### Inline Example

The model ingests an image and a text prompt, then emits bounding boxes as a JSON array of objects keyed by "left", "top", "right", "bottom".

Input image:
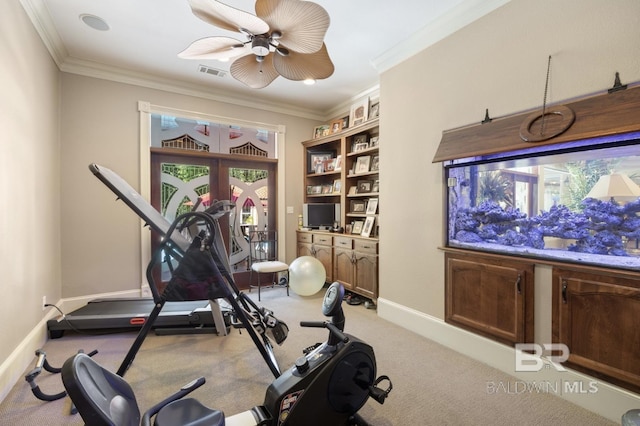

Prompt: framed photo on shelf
[
  {"left": 371, "top": 179, "right": 380, "bottom": 193},
  {"left": 355, "top": 156, "right": 371, "bottom": 174},
  {"left": 334, "top": 155, "right": 342, "bottom": 171},
  {"left": 312, "top": 124, "right": 330, "bottom": 139},
  {"left": 352, "top": 134, "right": 368, "bottom": 151},
  {"left": 322, "top": 184, "right": 333, "bottom": 194},
  {"left": 348, "top": 186, "right": 357, "bottom": 195},
  {"left": 370, "top": 155, "right": 379, "bottom": 172},
  {"left": 352, "top": 220, "right": 364, "bottom": 234},
  {"left": 308, "top": 151, "right": 334, "bottom": 174},
  {"left": 369, "top": 100, "right": 380, "bottom": 120},
  {"left": 341, "top": 116, "right": 349, "bottom": 129},
  {"left": 330, "top": 118, "right": 343, "bottom": 134},
  {"left": 325, "top": 158, "right": 336, "bottom": 172},
  {"left": 354, "top": 142, "right": 368, "bottom": 152},
  {"left": 311, "top": 185, "right": 322, "bottom": 194},
  {"left": 351, "top": 199, "right": 366, "bottom": 213},
  {"left": 357, "top": 180, "right": 372, "bottom": 193},
  {"left": 366, "top": 198, "right": 378, "bottom": 215},
  {"left": 333, "top": 179, "right": 342, "bottom": 193},
  {"left": 369, "top": 136, "right": 379, "bottom": 148},
  {"left": 361, "top": 216, "right": 375, "bottom": 237},
  {"left": 349, "top": 98, "right": 369, "bottom": 127}
]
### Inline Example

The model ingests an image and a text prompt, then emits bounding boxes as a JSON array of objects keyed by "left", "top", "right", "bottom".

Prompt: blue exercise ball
[{"left": 289, "top": 256, "right": 326, "bottom": 296}]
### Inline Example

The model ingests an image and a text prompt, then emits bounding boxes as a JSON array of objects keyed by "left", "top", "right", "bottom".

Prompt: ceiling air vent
[{"left": 198, "top": 65, "right": 227, "bottom": 78}]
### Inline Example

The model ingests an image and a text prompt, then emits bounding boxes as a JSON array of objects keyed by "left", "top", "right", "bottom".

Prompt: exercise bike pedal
[{"left": 369, "top": 375, "right": 393, "bottom": 405}]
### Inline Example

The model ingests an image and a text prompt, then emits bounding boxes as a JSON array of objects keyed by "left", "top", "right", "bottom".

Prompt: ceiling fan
[{"left": 179, "top": 0, "right": 335, "bottom": 89}]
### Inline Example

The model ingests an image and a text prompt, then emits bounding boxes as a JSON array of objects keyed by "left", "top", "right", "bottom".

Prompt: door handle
[
  {"left": 515, "top": 274, "right": 522, "bottom": 294},
  {"left": 562, "top": 279, "right": 568, "bottom": 304}
]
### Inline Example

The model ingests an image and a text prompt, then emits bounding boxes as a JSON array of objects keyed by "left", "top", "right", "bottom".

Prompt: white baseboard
[
  {"left": 377, "top": 297, "right": 640, "bottom": 423},
  {"left": 0, "top": 289, "right": 141, "bottom": 403}
]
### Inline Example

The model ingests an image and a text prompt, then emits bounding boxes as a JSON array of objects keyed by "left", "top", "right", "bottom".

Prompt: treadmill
[
  {"left": 46, "top": 298, "right": 223, "bottom": 338},
  {"left": 47, "top": 163, "right": 288, "bottom": 378}
]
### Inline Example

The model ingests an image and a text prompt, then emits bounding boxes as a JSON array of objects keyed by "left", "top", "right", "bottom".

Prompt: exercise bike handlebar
[{"left": 300, "top": 321, "right": 349, "bottom": 344}]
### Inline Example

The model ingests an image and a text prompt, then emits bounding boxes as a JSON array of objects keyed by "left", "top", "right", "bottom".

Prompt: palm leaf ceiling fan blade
[
  {"left": 255, "top": 0, "right": 330, "bottom": 54},
  {"left": 230, "top": 54, "right": 279, "bottom": 89},
  {"left": 178, "top": 36, "right": 251, "bottom": 61},
  {"left": 273, "top": 42, "right": 334, "bottom": 81},
  {"left": 188, "top": 0, "right": 269, "bottom": 35}
]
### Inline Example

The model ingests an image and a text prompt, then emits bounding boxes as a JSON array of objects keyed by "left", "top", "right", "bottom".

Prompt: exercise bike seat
[{"left": 61, "top": 353, "right": 225, "bottom": 426}]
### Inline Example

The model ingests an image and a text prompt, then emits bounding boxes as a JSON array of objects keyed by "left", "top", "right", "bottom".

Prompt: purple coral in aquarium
[
  {"left": 535, "top": 205, "right": 590, "bottom": 239},
  {"left": 455, "top": 230, "right": 484, "bottom": 243}
]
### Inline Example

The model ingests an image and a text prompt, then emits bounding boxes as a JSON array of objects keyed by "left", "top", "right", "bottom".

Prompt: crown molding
[
  {"left": 59, "top": 56, "right": 325, "bottom": 120},
  {"left": 20, "top": 0, "right": 68, "bottom": 67},
  {"left": 371, "top": 0, "right": 511, "bottom": 73}
]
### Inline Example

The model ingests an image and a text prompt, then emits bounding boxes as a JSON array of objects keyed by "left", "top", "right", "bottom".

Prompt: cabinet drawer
[
  {"left": 297, "top": 232, "right": 312, "bottom": 243},
  {"left": 354, "top": 239, "right": 377, "bottom": 254},
  {"left": 334, "top": 236, "right": 353, "bottom": 249},
  {"left": 313, "top": 234, "right": 333, "bottom": 246}
]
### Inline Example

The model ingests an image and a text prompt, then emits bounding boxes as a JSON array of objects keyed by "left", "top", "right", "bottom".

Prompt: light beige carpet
[{"left": 0, "top": 288, "right": 616, "bottom": 425}]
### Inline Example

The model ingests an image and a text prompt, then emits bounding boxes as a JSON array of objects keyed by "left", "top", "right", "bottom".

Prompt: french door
[{"left": 150, "top": 149, "right": 277, "bottom": 291}]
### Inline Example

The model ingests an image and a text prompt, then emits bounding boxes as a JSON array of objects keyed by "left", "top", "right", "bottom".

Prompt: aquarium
[{"left": 445, "top": 135, "right": 640, "bottom": 271}]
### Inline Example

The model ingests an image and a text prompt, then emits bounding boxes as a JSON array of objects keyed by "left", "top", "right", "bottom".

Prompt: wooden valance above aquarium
[{"left": 432, "top": 81, "right": 640, "bottom": 163}]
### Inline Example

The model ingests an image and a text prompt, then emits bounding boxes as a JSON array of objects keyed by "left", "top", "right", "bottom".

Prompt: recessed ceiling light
[{"left": 80, "top": 14, "right": 110, "bottom": 31}]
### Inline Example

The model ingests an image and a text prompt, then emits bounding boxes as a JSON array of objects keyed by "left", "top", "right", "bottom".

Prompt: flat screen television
[{"left": 302, "top": 203, "right": 340, "bottom": 229}]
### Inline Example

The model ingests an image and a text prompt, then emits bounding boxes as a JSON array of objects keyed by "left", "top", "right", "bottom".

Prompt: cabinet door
[
  {"left": 553, "top": 268, "right": 640, "bottom": 392},
  {"left": 314, "top": 244, "right": 333, "bottom": 283},
  {"left": 354, "top": 252, "right": 377, "bottom": 299},
  {"left": 334, "top": 248, "right": 354, "bottom": 290},
  {"left": 445, "top": 252, "right": 534, "bottom": 346},
  {"left": 297, "top": 242, "right": 313, "bottom": 258}
]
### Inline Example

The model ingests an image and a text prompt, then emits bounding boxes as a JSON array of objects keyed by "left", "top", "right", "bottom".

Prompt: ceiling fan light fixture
[
  {"left": 251, "top": 37, "right": 270, "bottom": 56},
  {"left": 303, "top": 79, "right": 316, "bottom": 85}
]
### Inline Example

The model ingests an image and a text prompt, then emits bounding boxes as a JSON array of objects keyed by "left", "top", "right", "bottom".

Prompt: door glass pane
[
  {"left": 229, "top": 168, "right": 269, "bottom": 270},
  {"left": 160, "top": 163, "right": 210, "bottom": 280}
]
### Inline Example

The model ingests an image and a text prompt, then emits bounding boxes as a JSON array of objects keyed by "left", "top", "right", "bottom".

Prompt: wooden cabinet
[
  {"left": 552, "top": 266, "right": 640, "bottom": 393},
  {"left": 298, "top": 231, "right": 379, "bottom": 300},
  {"left": 352, "top": 239, "right": 378, "bottom": 299},
  {"left": 445, "top": 250, "right": 534, "bottom": 346},
  {"left": 296, "top": 231, "right": 333, "bottom": 282},
  {"left": 334, "top": 237, "right": 354, "bottom": 291},
  {"left": 333, "top": 236, "right": 378, "bottom": 299}
]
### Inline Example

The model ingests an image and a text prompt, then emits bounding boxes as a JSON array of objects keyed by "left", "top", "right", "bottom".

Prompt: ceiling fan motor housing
[{"left": 251, "top": 36, "right": 270, "bottom": 56}]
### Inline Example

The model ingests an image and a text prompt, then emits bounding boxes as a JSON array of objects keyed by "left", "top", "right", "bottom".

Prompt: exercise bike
[{"left": 61, "top": 282, "right": 393, "bottom": 426}]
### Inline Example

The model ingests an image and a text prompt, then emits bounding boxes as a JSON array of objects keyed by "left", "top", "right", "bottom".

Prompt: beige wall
[
  {"left": 59, "top": 74, "right": 317, "bottom": 298},
  {"left": 0, "top": 1, "right": 61, "bottom": 396},
  {"left": 379, "top": 0, "right": 640, "bottom": 317}
]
